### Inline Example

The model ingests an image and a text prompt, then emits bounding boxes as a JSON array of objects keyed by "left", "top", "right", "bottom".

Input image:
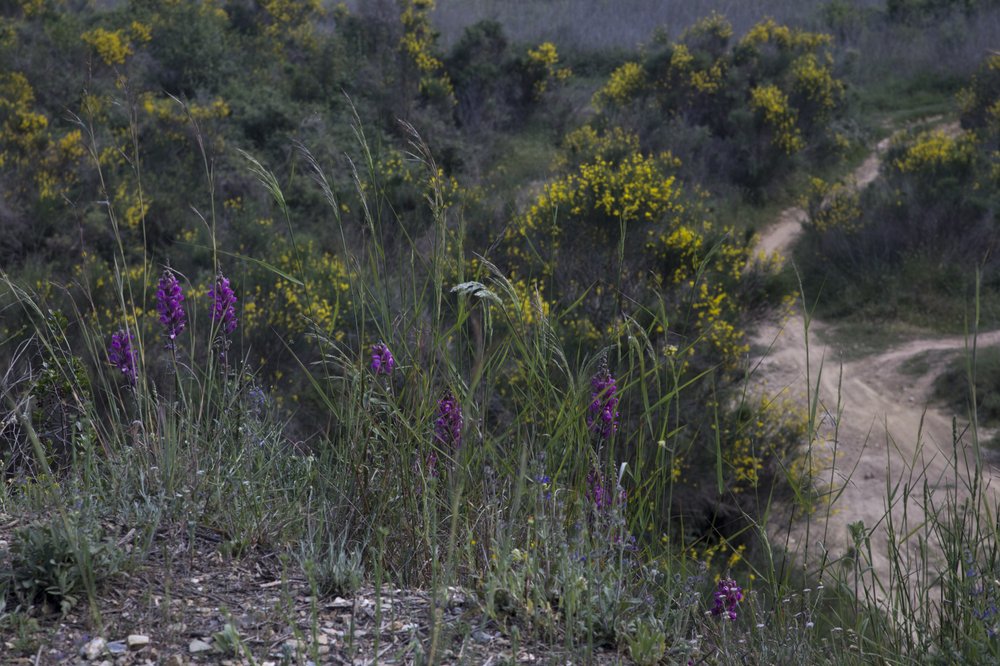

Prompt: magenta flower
[
  {"left": 108, "top": 329, "right": 137, "bottom": 385},
  {"left": 587, "top": 365, "right": 619, "bottom": 439},
  {"left": 711, "top": 578, "right": 743, "bottom": 621},
  {"left": 434, "top": 389, "right": 463, "bottom": 449},
  {"left": 371, "top": 342, "right": 395, "bottom": 375},
  {"left": 586, "top": 468, "right": 626, "bottom": 511},
  {"left": 156, "top": 269, "right": 186, "bottom": 344},
  {"left": 209, "top": 271, "right": 238, "bottom": 336}
]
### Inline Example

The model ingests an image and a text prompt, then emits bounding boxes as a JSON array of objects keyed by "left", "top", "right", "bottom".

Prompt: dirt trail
[
  {"left": 755, "top": 137, "right": 890, "bottom": 259},
  {"left": 751, "top": 131, "right": 998, "bottom": 594}
]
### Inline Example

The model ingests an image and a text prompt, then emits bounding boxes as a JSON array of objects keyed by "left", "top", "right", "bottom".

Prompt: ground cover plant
[{"left": 2, "top": 0, "right": 1000, "bottom": 664}]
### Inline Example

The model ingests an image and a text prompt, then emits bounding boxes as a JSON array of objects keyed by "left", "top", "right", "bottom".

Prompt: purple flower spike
[
  {"left": 434, "top": 389, "right": 463, "bottom": 450},
  {"left": 371, "top": 342, "right": 395, "bottom": 375},
  {"left": 209, "top": 271, "right": 238, "bottom": 336},
  {"left": 711, "top": 578, "right": 743, "bottom": 621},
  {"left": 586, "top": 469, "right": 613, "bottom": 511},
  {"left": 156, "top": 269, "right": 186, "bottom": 344},
  {"left": 586, "top": 468, "right": 626, "bottom": 512},
  {"left": 587, "top": 364, "right": 619, "bottom": 439},
  {"left": 108, "top": 329, "right": 138, "bottom": 385}
]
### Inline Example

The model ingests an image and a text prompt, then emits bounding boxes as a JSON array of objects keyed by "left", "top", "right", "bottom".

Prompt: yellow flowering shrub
[
  {"left": 137, "top": 93, "right": 230, "bottom": 153},
  {"left": 130, "top": 21, "right": 153, "bottom": 44},
  {"left": 525, "top": 42, "right": 572, "bottom": 98},
  {"left": 891, "top": 130, "right": 975, "bottom": 175},
  {"left": 959, "top": 54, "right": 1000, "bottom": 125},
  {"left": 593, "top": 62, "right": 646, "bottom": 110},
  {"left": 114, "top": 182, "right": 150, "bottom": 230},
  {"left": 661, "top": 43, "right": 725, "bottom": 96},
  {"left": 958, "top": 55, "right": 1000, "bottom": 187},
  {"left": 20, "top": 0, "right": 46, "bottom": 17},
  {"left": 260, "top": 0, "right": 322, "bottom": 52},
  {"left": 81, "top": 27, "right": 133, "bottom": 65},
  {"left": 681, "top": 12, "right": 733, "bottom": 52},
  {"left": 790, "top": 53, "right": 844, "bottom": 124},
  {"left": 507, "top": 129, "right": 754, "bottom": 371},
  {"left": 804, "top": 176, "right": 862, "bottom": 233},
  {"left": 399, "top": 0, "right": 454, "bottom": 103},
  {"left": 244, "top": 240, "right": 352, "bottom": 336},
  {"left": 557, "top": 126, "right": 640, "bottom": 170},
  {"left": 721, "top": 394, "right": 808, "bottom": 494},
  {"left": 0, "top": 71, "right": 46, "bottom": 167},
  {"left": 0, "top": 72, "right": 83, "bottom": 199},
  {"left": 141, "top": 94, "right": 230, "bottom": 123},
  {"left": 507, "top": 148, "right": 685, "bottom": 274},
  {"left": 737, "top": 18, "right": 832, "bottom": 53},
  {"left": 510, "top": 279, "right": 550, "bottom": 327},
  {"left": 589, "top": 15, "right": 842, "bottom": 190},
  {"left": 749, "top": 84, "right": 804, "bottom": 154},
  {"left": 799, "top": 56, "right": 1000, "bottom": 330}
]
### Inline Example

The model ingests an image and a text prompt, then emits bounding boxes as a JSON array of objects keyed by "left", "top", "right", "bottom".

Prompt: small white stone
[
  {"left": 128, "top": 635, "right": 150, "bottom": 649},
  {"left": 82, "top": 637, "right": 107, "bottom": 660},
  {"left": 189, "top": 639, "right": 213, "bottom": 654}
]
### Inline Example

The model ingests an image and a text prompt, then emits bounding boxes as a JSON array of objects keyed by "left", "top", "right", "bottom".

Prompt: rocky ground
[{"left": 0, "top": 518, "right": 624, "bottom": 665}]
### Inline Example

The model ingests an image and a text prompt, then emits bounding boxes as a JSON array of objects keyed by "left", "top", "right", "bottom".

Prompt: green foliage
[
  {"left": 304, "top": 540, "right": 365, "bottom": 598},
  {"left": 935, "top": 347, "right": 1000, "bottom": 428},
  {"left": 591, "top": 14, "right": 848, "bottom": 196},
  {"left": 1, "top": 510, "right": 123, "bottom": 615},
  {"left": 798, "top": 52, "right": 1000, "bottom": 327},
  {"left": 624, "top": 617, "right": 667, "bottom": 665},
  {"left": 886, "top": 0, "right": 990, "bottom": 23},
  {"left": 28, "top": 354, "right": 96, "bottom": 475},
  {"left": 799, "top": 119, "right": 999, "bottom": 327},
  {"left": 138, "top": 0, "right": 233, "bottom": 97},
  {"left": 211, "top": 622, "right": 246, "bottom": 657},
  {"left": 959, "top": 54, "right": 1000, "bottom": 131},
  {"left": 482, "top": 473, "right": 701, "bottom": 653},
  {"left": 0, "top": 609, "right": 43, "bottom": 658},
  {"left": 446, "top": 20, "right": 570, "bottom": 131}
]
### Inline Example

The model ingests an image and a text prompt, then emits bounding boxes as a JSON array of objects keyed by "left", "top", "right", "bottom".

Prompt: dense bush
[
  {"left": 589, "top": 14, "right": 849, "bottom": 198},
  {"left": 447, "top": 20, "right": 571, "bottom": 132},
  {"left": 797, "top": 53, "right": 1000, "bottom": 326}
]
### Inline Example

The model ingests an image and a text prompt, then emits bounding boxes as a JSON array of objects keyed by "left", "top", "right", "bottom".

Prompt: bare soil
[{"left": 751, "top": 129, "right": 998, "bottom": 593}]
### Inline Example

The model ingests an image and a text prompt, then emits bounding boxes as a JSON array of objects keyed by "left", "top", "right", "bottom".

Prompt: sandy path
[
  {"left": 755, "top": 137, "right": 891, "bottom": 260},
  {"left": 750, "top": 132, "right": 997, "bottom": 594}
]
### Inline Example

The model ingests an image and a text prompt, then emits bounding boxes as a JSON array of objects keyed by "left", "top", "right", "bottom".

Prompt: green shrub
[
  {"left": 799, "top": 56, "right": 1000, "bottom": 327},
  {"left": 590, "top": 14, "right": 848, "bottom": 196},
  {"left": 935, "top": 347, "right": 1000, "bottom": 425},
  {"left": 2, "top": 510, "right": 123, "bottom": 614}
]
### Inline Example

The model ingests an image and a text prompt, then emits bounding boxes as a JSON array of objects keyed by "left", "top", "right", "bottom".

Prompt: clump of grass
[{"left": 303, "top": 539, "right": 365, "bottom": 599}]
